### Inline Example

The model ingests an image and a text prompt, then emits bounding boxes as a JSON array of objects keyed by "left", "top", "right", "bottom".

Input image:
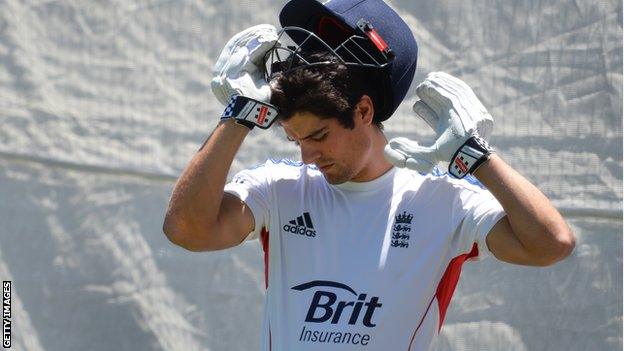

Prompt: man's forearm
[
  {"left": 473, "top": 154, "right": 575, "bottom": 262},
  {"left": 164, "top": 119, "right": 250, "bottom": 237}
]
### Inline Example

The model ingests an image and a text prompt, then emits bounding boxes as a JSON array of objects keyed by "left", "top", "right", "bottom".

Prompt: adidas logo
[{"left": 283, "top": 212, "right": 316, "bottom": 237}]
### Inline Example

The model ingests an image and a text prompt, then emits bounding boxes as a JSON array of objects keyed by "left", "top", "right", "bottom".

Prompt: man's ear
[{"left": 355, "top": 95, "right": 375, "bottom": 126}]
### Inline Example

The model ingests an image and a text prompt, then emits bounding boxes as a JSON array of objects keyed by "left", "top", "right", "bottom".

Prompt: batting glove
[
  {"left": 384, "top": 72, "right": 494, "bottom": 178},
  {"left": 211, "top": 24, "right": 279, "bottom": 129}
]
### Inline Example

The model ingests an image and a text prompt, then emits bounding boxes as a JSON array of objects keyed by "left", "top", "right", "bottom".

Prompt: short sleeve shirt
[{"left": 224, "top": 159, "right": 505, "bottom": 351}]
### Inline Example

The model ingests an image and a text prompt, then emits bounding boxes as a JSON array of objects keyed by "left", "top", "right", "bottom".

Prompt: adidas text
[{"left": 283, "top": 224, "right": 316, "bottom": 237}]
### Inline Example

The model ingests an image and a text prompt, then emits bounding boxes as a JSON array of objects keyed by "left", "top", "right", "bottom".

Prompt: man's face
[{"left": 280, "top": 111, "right": 372, "bottom": 184}]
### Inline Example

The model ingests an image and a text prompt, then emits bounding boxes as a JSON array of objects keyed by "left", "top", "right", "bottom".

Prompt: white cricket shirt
[{"left": 224, "top": 159, "right": 505, "bottom": 351}]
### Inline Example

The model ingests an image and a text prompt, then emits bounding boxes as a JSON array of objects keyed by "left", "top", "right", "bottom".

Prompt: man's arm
[
  {"left": 384, "top": 72, "right": 575, "bottom": 266},
  {"left": 163, "top": 24, "right": 280, "bottom": 251},
  {"left": 163, "top": 120, "right": 255, "bottom": 252},
  {"left": 474, "top": 155, "right": 575, "bottom": 266}
]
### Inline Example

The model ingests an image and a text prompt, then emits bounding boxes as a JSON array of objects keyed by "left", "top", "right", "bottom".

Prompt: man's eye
[
  {"left": 286, "top": 136, "right": 300, "bottom": 145},
  {"left": 312, "top": 133, "right": 328, "bottom": 142}
]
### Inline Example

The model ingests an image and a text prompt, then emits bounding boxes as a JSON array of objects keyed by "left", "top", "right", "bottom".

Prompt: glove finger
[
  {"left": 385, "top": 138, "right": 439, "bottom": 173},
  {"left": 426, "top": 73, "right": 467, "bottom": 116},
  {"left": 432, "top": 72, "right": 483, "bottom": 110},
  {"left": 412, "top": 100, "right": 439, "bottom": 131},
  {"left": 212, "top": 25, "right": 277, "bottom": 104},
  {"left": 247, "top": 33, "right": 278, "bottom": 66},
  {"left": 224, "top": 73, "right": 272, "bottom": 102},
  {"left": 476, "top": 116, "right": 493, "bottom": 140},
  {"left": 213, "top": 29, "right": 252, "bottom": 74},
  {"left": 418, "top": 74, "right": 472, "bottom": 141},
  {"left": 222, "top": 47, "right": 249, "bottom": 78},
  {"left": 383, "top": 144, "right": 408, "bottom": 168},
  {"left": 211, "top": 76, "right": 233, "bottom": 106},
  {"left": 387, "top": 137, "right": 438, "bottom": 157},
  {"left": 214, "top": 24, "right": 277, "bottom": 76},
  {"left": 428, "top": 72, "right": 489, "bottom": 126},
  {"left": 405, "top": 157, "right": 436, "bottom": 174},
  {"left": 416, "top": 79, "right": 456, "bottom": 124},
  {"left": 432, "top": 73, "right": 482, "bottom": 124},
  {"left": 422, "top": 72, "right": 494, "bottom": 138},
  {"left": 384, "top": 144, "right": 436, "bottom": 173}
]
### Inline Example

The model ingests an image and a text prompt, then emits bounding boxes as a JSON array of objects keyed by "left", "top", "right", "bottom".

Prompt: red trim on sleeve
[
  {"left": 260, "top": 228, "right": 270, "bottom": 289},
  {"left": 435, "top": 243, "right": 479, "bottom": 330}
]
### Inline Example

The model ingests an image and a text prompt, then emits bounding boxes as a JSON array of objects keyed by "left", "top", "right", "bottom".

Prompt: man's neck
[{"left": 350, "top": 130, "right": 393, "bottom": 182}]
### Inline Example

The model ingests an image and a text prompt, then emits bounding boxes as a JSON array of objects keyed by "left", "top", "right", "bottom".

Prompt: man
[{"left": 163, "top": 0, "right": 575, "bottom": 349}]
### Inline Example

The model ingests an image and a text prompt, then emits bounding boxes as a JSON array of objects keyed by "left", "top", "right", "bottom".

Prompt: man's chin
[
  {"left": 321, "top": 170, "right": 350, "bottom": 185},
  {"left": 324, "top": 176, "right": 344, "bottom": 185}
]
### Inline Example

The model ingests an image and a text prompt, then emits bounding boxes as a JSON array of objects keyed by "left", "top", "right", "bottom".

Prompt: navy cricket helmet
[{"left": 264, "top": 0, "right": 418, "bottom": 121}]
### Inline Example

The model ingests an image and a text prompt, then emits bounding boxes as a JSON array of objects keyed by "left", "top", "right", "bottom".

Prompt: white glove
[
  {"left": 384, "top": 72, "right": 494, "bottom": 178},
  {"left": 211, "top": 24, "right": 278, "bottom": 106}
]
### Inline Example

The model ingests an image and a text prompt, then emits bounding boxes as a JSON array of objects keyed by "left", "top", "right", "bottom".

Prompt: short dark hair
[{"left": 269, "top": 52, "right": 383, "bottom": 129}]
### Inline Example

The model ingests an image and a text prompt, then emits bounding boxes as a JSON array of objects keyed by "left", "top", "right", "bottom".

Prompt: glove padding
[
  {"left": 384, "top": 72, "right": 494, "bottom": 176},
  {"left": 211, "top": 24, "right": 278, "bottom": 106}
]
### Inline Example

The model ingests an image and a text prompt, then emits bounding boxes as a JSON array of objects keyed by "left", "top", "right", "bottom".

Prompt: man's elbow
[
  {"left": 553, "top": 226, "right": 576, "bottom": 262},
  {"left": 534, "top": 226, "right": 576, "bottom": 266},
  {"left": 162, "top": 216, "right": 215, "bottom": 252}
]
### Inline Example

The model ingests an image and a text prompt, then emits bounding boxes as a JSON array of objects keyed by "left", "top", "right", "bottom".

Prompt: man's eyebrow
[
  {"left": 301, "top": 127, "right": 328, "bottom": 140},
  {"left": 285, "top": 126, "right": 328, "bottom": 142}
]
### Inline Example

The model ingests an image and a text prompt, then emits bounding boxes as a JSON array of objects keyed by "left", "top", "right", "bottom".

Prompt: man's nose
[{"left": 300, "top": 142, "right": 321, "bottom": 165}]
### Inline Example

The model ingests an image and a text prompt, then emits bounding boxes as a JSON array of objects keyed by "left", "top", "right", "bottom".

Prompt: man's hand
[
  {"left": 384, "top": 72, "right": 494, "bottom": 178},
  {"left": 211, "top": 24, "right": 278, "bottom": 104},
  {"left": 211, "top": 24, "right": 280, "bottom": 129}
]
